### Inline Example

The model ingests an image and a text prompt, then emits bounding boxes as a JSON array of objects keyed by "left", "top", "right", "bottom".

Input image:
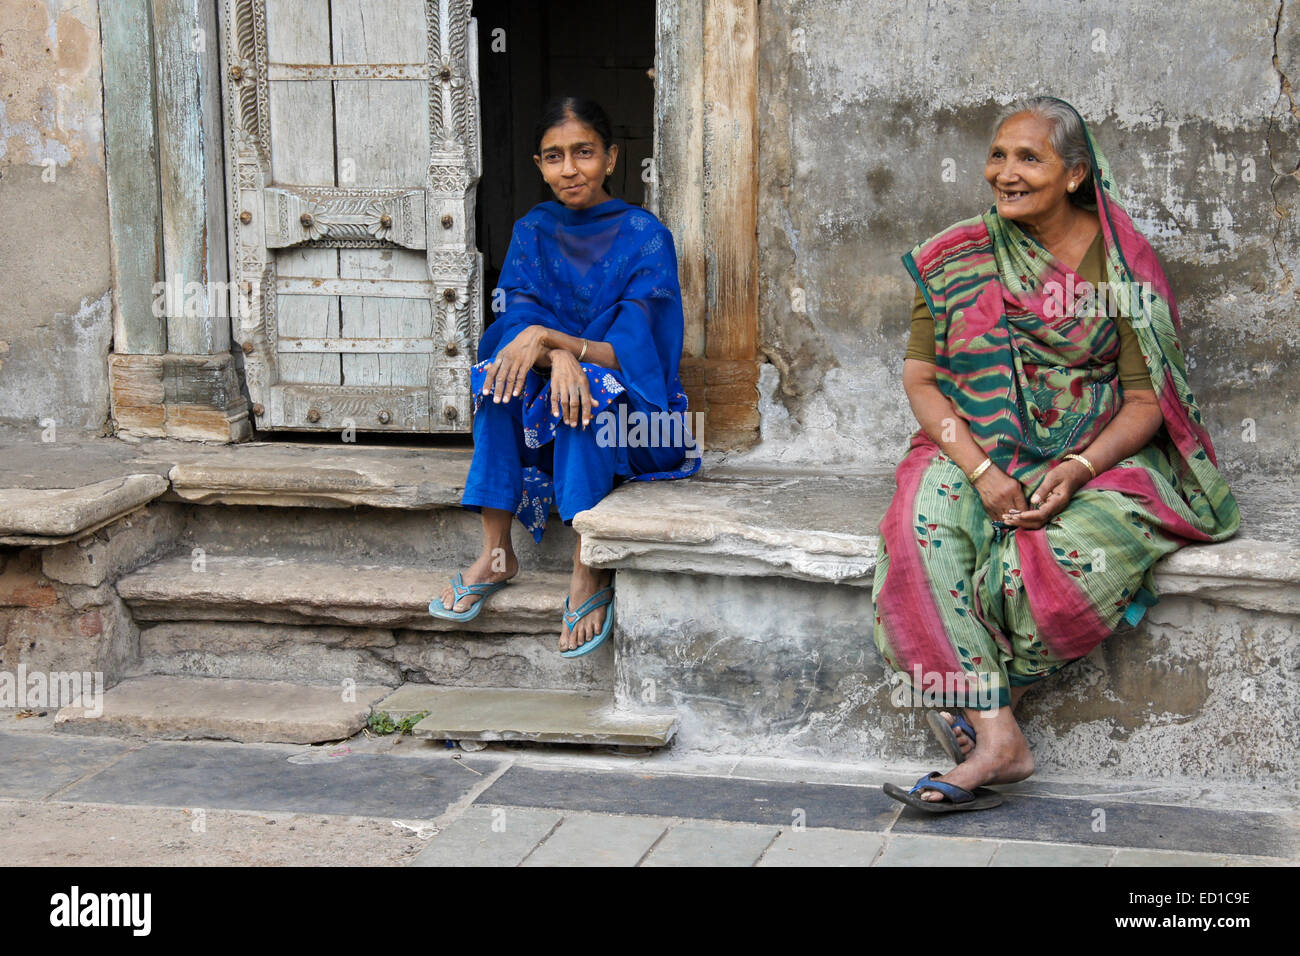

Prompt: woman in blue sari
[{"left": 430, "top": 97, "right": 699, "bottom": 656}]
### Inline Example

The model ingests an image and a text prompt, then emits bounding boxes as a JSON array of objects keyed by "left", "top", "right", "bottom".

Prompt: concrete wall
[
  {"left": 0, "top": 0, "right": 113, "bottom": 436},
  {"left": 746, "top": 0, "right": 1298, "bottom": 483}
]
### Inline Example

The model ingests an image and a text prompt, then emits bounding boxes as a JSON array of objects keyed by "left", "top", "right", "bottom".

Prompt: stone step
[
  {"left": 129, "top": 619, "right": 614, "bottom": 691},
  {"left": 54, "top": 675, "right": 393, "bottom": 744},
  {"left": 117, "top": 553, "right": 570, "bottom": 633},
  {"left": 378, "top": 684, "right": 678, "bottom": 747},
  {"left": 176, "top": 501, "right": 577, "bottom": 572}
]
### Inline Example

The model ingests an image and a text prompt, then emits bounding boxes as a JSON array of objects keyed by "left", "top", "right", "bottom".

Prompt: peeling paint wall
[
  {"left": 746, "top": 0, "right": 1299, "bottom": 483},
  {"left": 0, "top": 0, "right": 113, "bottom": 435}
]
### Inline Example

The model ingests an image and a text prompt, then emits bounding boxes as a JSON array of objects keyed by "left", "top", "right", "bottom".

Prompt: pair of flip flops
[
  {"left": 428, "top": 573, "right": 614, "bottom": 659},
  {"left": 882, "top": 711, "right": 1002, "bottom": 813}
]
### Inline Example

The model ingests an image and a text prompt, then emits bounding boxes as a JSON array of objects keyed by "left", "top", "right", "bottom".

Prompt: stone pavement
[{"left": 1, "top": 711, "right": 1295, "bottom": 866}]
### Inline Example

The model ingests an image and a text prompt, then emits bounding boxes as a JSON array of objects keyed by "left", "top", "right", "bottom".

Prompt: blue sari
[{"left": 470, "top": 197, "right": 701, "bottom": 540}]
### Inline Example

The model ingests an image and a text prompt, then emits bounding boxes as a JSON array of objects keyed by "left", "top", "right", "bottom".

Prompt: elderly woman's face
[{"left": 984, "top": 113, "right": 1083, "bottom": 225}]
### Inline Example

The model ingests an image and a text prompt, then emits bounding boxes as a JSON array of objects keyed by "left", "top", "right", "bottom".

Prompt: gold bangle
[
  {"left": 968, "top": 457, "right": 993, "bottom": 483},
  {"left": 578, "top": 339, "right": 589, "bottom": 362},
  {"left": 1063, "top": 453, "right": 1096, "bottom": 478}
]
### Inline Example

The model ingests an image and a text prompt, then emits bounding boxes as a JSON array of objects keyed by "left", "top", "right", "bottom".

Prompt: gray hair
[{"left": 993, "top": 97, "right": 1095, "bottom": 203}]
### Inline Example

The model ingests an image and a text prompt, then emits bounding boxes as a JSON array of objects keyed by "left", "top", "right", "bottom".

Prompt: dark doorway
[{"left": 472, "top": 0, "right": 656, "bottom": 307}]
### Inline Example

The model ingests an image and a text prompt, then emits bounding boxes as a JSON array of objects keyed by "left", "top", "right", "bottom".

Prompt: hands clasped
[{"left": 974, "top": 460, "right": 1090, "bottom": 531}]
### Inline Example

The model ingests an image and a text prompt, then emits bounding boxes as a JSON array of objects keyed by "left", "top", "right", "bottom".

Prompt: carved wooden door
[{"left": 218, "top": 0, "right": 481, "bottom": 433}]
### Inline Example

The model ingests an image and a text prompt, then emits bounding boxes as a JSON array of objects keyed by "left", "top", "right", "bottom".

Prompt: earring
[
  {"left": 606, "top": 168, "right": 613, "bottom": 175},
  {"left": 1068, "top": 182, "right": 1076, "bottom": 191}
]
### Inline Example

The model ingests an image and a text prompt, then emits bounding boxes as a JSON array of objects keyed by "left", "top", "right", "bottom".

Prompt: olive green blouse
[{"left": 905, "top": 231, "right": 1153, "bottom": 391}]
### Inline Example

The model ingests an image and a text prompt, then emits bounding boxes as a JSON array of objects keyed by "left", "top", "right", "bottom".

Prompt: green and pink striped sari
[{"left": 871, "top": 105, "right": 1240, "bottom": 710}]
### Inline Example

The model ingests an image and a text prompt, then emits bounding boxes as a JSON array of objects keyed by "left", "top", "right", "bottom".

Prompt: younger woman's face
[{"left": 534, "top": 116, "right": 618, "bottom": 210}]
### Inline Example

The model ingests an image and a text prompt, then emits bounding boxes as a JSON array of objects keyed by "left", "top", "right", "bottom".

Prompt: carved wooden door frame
[{"left": 217, "top": 0, "right": 482, "bottom": 434}]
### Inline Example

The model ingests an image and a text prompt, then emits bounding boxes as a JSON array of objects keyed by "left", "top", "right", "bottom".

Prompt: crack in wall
[{"left": 1269, "top": 0, "right": 1299, "bottom": 287}]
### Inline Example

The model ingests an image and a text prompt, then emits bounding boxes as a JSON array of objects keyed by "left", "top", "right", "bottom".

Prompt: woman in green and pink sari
[{"left": 872, "top": 97, "right": 1240, "bottom": 812}]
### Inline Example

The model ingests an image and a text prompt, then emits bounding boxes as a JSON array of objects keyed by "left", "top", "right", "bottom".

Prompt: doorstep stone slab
[
  {"left": 390, "top": 686, "right": 676, "bottom": 747},
  {"left": 165, "top": 443, "right": 473, "bottom": 509},
  {"left": 117, "top": 555, "right": 567, "bottom": 633},
  {"left": 0, "top": 730, "right": 134, "bottom": 799},
  {"left": 889, "top": 793, "right": 1298, "bottom": 859},
  {"left": 57, "top": 739, "right": 499, "bottom": 818},
  {"left": 53, "top": 675, "right": 393, "bottom": 744},
  {"left": 410, "top": 806, "right": 563, "bottom": 867},
  {"left": 0, "top": 474, "right": 169, "bottom": 544},
  {"left": 640, "top": 820, "right": 780, "bottom": 867},
  {"left": 519, "top": 812, "right": 669, "bottom": 866},
  {"left": 477, "top": 766, "right": 899, "bottom": 831},
  {"left": 757, "top": 828, "right": 886, "bottom": 867}
]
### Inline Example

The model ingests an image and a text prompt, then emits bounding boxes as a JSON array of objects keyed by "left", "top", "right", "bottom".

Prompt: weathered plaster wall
[
  {"left": 747, "top": 0, "right": 1299, "bottom": 482},
  {"left": 0, "top": 0, "right": 113, "bottom": 435}
]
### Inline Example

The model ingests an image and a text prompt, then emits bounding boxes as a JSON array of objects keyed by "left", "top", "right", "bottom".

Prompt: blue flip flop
[
  {"left": 428, "top": 573, "right": 509, "bottom": 622},
  {"left": 883, "top": 772, "right": 1004, "bottom": 813},
  {"left": 926, "top": 710, "right": 978, "bottom": 765},
  {"left": 559, "top": 585, "right": 614, "bottom": 658}
]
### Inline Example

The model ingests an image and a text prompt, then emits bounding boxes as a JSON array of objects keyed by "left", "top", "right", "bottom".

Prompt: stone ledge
[
  {"left": 116, "top": 554, "right": 569, "bottom": 633},
  {"left": 0, "top": 475, "right": 169, "bottom": 545},
  {"left": 165, "top": 444, "right": 472, "bottom": 509},
  {"left": 575, "top": 468, "right": 1300, "bottom": 611},
  {"left": 54, "top": 675, "right": 393, "bottom": 744},
  {"left": 0, "top": 437, "right": 481, "bottom": 543},
  {"left": 378, "top": 685, "right": 678, "bottom": 746}
]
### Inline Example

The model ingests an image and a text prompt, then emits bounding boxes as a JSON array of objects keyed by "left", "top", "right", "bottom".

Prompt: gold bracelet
[
  {"left": 578, "top": 339, "right": 589, "bottom": 362},
  {"left": 968, "top": 457, "right": 993, "bottom": 483},
  {"left": 1063, "top": 453, "right": 1096, "bottom": 478}
]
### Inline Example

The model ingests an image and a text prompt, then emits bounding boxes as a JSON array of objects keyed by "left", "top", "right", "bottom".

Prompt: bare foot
[
  {"left": 919, "top": 707, "right": 1034, "bottom": 801},
  {"left": 439, "top": 547, "right": 518, "bottom": 614},
  {"left": 559, "top": 560, "right": 612, "bottom": 653}
]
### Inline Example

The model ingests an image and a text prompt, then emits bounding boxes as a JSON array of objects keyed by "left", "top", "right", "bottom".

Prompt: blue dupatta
[{"left": 471, "top": 198, "right": 701, "bottom": 540}]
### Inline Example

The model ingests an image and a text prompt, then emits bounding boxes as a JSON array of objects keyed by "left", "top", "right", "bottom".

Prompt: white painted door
[{"left": 218, "top": 0, "right": 481, "bottom": 432}]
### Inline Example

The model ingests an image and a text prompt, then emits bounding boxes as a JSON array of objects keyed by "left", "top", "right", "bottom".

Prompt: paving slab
[
  {"left": 54, "top": 675, "right": 393, "bottom": 744},
  {"left": 478, "top": 766, "right": 898, "bottom": 831},
  {"left": 0, "top": 800, "right": 430, "bottom": 866},
  {"left": 0, "top": 731, "right": 134, "bottom": 799},
  {"left": 990, "top": 842, "right": 1115, "bottom": 866},
  {"left": 641, "top": 820, "right": 779, "bottom": 867},
  {"left": 757, "top": 828, "right": 886, "bottom": 867},
  {"left": 1110, "top": 849, "right": 1237, "bottom": 866},
  {"left": 397, "top": 687, "right": 676, "bottom": 746},
  {"left": 58, "top": 740, "right": 498, "bottom": 818},
  {"left": 889, "top": 791, "right": 1297, "bottom": 859},
  {"left": 520, "top": 812, "right": 669, "bottom": 867},
  {"left": 117, "top": 556, "right": 567, "bottom": 633},
  {"left": 0, "top": 474, "right": 168, "bottom": 544},
  {"left": 874, "top": 834, "right": 1000, "bottom": 866},
  {"left": 410, "top": 806, "right": 562, "bottom": 867}
]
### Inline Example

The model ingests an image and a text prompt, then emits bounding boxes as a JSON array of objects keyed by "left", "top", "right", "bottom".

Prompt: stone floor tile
[
  {"left": 411, "top": 806, "right": 562, "bottom": 867},
  {"left": 641, "top": 820, "right": 778, "bottom": 867},
  {"left": 757, "top": 828, "right": 886, "bottom": 867},
  {"left": 520, "top": 812, "right": 669, "bottom": 867}
]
